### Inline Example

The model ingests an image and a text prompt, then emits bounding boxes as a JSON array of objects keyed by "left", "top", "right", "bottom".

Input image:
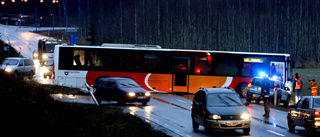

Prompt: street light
[{"left": 1, "top": 1, "right": 5, "bottom": 5}]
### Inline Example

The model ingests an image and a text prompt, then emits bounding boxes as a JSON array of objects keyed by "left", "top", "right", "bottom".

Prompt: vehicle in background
[
  {"left": 43, "top": 60, "right": 53, "bottom": 79},
  {"left": 246, "top": 77, "right": 291, "bottom": 106},
  {"left": 53, "top": 44, "right": 291, "bottom": 96},
  {"left": 287, "top": 96, "right": 320, "bottom": 135},
  {"left": 0, "top": 57, "right": 35, "bottom": 79},
  {"left": 191, "top": 87, "right": 251, "bottom": 135},
  {"left": 33, "top": 38, "right": 61, "bottom": 66},
  {"left": 94, "top": 77, "right": 151, "bottom": 106}
]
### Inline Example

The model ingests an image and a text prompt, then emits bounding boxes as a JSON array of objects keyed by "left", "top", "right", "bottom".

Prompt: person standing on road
[
  {"left": 293, "top": 73, "right": 302, "bottom": 103},
  {"left": 308, "top": 79, "right": 318, "bottom": 96},
  {"left": 261, "top": 76, "right": 270, "bottom": 117}
]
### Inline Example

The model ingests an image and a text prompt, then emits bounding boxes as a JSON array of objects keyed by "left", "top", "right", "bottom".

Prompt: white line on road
[
  {"left": 178, "top": 100, "right": 187, "bottom": 103},
  {"left": 266, "top": 130, "right": 285, "bottom": 136}
]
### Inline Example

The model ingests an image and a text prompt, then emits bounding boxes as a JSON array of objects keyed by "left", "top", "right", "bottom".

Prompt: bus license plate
[{"left": 137, "top": 96, "right": 146, "bottom": 99}]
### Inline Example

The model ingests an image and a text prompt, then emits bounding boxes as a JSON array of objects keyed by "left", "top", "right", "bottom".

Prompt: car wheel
[
  {"left": 255, "top": 99, "right": 260, "bottom": 104},
  {"left": 203, "top": 121, "right": 211, "bottom": 134},
  {"left": 29, "top": 71, "right": 34, "bottom": 79},
  {"left": 287, "top": 116, "right": 295, "bottom": 132},
  {"left": 192, "top": 119, "right": 199, "bottom": 131},
  {"left": 142, "top": 102, "right": 147, "bottom": 106},
  {"left": 14, "top": 71, "right": 19, "bottom": 78},
  {"left": 243, "top": 128, "right": 250, "bottom": 135}
]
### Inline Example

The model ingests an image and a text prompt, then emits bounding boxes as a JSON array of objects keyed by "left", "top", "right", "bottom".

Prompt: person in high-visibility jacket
[
  {"left": 308, "top": 79, "right": 318, "bottom": 96},
  {"left": 293, "top": 73, "right": 302, "bottom": 103}
]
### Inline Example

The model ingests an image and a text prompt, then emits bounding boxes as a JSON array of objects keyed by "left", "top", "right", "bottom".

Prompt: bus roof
[{"left": 56, "top": 45, "right": 290, "bottom": 57}]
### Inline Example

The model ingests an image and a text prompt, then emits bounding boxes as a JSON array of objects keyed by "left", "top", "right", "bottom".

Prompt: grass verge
[{"left": 0, "top": 72, "right": 169, "bottom": 137}]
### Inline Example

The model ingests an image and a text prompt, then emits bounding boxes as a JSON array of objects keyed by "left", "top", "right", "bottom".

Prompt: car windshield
[
  {"left": 313, "top": 98, "right": 320, "bottom": 108},
  {"left": 207, "top": 93, "right": 244, "bottom": 107},
  {"left": 252, "top": 78, "right": 274, "bottom": 87},
  {"left": 2, "top": 59, "right": 19, "bottom": 65},
  {"left": 117, "top": 79, "right": 140, "bottom": 88}
]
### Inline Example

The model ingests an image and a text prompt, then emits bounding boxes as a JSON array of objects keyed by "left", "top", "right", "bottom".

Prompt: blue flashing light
[{"left": 259, "top": 72, "right": 266, "bottom": 77}]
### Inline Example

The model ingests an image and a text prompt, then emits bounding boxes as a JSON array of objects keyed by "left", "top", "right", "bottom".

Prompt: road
[
  {"left": 0, "top": 24, "right": 75, "bottom": 84},
  {"left": 0, "top": 24, "right": 308, "bottom": 136},
  {"left": 51, "top": 93, "right": 308, "bottom": 137}
]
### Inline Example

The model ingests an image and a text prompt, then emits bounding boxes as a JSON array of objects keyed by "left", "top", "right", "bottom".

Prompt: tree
[{"left": 87, "top": 21, "right": 97, "bottom": 45}]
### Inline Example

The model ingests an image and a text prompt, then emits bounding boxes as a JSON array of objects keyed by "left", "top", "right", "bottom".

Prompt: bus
[
  {"left": 53, "top": 44, "right": 292, "bottom": 97},
  {"left": 33, "top": 38, "right": 61, "bottom": 66}
]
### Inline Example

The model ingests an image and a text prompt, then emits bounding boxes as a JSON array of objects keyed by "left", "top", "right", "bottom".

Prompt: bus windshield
[{"left": 44, "top": 44, "right": 56, "bottom": 53}]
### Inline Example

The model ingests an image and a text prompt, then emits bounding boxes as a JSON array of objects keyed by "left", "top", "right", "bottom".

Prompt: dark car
[
  {"left": 191, "top": 87, "right": 251, "bottom": 135},
  {"left": 287, "top": 96, "right": 320, "bottom": 135},
  {"left": 246, "top": 77, "right": 291, "bottom": 106},
  {"left": 94, "top": 77, "right": 151, "bottom": 105}
]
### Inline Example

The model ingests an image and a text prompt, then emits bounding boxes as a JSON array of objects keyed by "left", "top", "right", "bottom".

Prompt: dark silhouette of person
[{"left": 74, "top": 54, "right": 81, "bottom": 66}]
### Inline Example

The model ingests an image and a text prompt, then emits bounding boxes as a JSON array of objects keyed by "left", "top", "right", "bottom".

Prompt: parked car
[
  {"left": 94, "top": 77, "right": 151, "bottom": 105},
  {"left": 191, "top": 87, "right": 251, "bottom": 135},
  {"left": 43, "top": 60, "right": 53, "bottom": 79},
  {"left": 287, "top": 96, "right": 320, "bottom": 135},
  {"left": 246, "top": 77, "right": 291, "bottom": 106},
  {"left": 0, "top": 57, "right": 35, "bottom": 79}
]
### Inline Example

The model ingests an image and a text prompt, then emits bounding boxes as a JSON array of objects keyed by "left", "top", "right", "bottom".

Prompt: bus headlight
[
  {"left": 43, "top": 55, "right": 48, "bottom": 59},
  {"left": 128, "top": 92, "right": 136, "bottom": 97},
  {"left": 33, "top": 53, "right": 38, "bottom": 58}
]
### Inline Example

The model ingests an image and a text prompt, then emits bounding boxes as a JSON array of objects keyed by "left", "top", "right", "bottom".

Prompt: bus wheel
[{"left": 238, "top": 83, "right": 248, "bottom": 98}]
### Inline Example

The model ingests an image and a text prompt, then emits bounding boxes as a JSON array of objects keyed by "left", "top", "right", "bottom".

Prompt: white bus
[{"left": 53, "top": 44, "right": 292, "bottom": 97}]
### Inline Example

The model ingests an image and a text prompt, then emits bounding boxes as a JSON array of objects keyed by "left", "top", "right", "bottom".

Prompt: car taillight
[
  {"left": 315, "top": 111, "right": 320, "bottom": 118},
  {"left": 247, "top": 83, "right": 251, "bottom": 89}
]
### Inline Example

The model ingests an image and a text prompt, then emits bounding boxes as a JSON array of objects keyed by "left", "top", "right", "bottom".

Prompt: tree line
[{"left": 25, "top": 0, "right": 320, "bottom": 64}]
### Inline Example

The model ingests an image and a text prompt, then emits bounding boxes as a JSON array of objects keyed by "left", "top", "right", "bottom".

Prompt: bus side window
[{"left": 193, "top": 56, "right": 211, "bottom": 74}]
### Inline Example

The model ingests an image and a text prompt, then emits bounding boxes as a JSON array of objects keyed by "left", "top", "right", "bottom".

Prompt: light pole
[{"left": 52, "top": 0, "right": 58, "bottom": 37}]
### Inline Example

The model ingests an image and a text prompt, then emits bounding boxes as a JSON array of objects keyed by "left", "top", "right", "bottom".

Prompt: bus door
[
  {"left": 270, "top": 62, "right": 285, "bottom": 83},
  {"left": 173, "top": 57, "right": 190, "bottom": 93}
]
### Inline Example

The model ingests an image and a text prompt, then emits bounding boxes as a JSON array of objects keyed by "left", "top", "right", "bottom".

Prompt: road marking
[
  {"left": 178, "top": 100, "right": 187, "bottom": 103},
  {"left": 266, "top": 130, "right": 285, "bottom": 136}
]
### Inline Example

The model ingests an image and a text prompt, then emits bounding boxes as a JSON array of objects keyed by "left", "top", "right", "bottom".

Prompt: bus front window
[{"left": 44, "top": 44, "right": 55, "bottom": 53}]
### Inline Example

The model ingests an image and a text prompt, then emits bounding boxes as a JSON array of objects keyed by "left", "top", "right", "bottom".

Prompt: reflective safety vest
[
  {"left": 294, "top": 78, "right": 302, "bottom": 90},
  {"left": 311, "top": 81, "right": 318, "bottom": 96}
]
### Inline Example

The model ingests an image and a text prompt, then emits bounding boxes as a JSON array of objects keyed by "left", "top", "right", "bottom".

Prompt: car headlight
[
  {"left": 209, "top": 114, "right": 221, "bottom": 120},
  {"left": 33, "top": 53, "right": 38, "bottom": 58},
  {"left": 145, "top": 92, "right": 151, "bottom": 96},
  {"left": 43, "top": 55, "right": 48, "bottom": 59},
  {"left": 241, "top": 113, "right": 250, "bottom": 120},
  {"left": 5, "top": 68, "right": 12, "bottom": 72},
  {"left": 128, "top": 92, "right": 136, "bottom": 97}
]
